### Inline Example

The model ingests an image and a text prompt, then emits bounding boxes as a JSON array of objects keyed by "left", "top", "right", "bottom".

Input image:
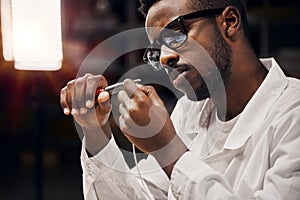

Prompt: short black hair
[
  {"left": 188, "top": 0, "right": 248, "bottom": 31},
  {"left": 138, "top": 0, "right": 161, "bottom": 18},
  {"left": 138, "top": 0, "right": 249, "bottom": 37},
  {"left": 138, "top": 0, "right": 246, "bottom": 19}
]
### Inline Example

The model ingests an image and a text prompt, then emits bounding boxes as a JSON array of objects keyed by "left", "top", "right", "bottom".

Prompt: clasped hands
[{"left": 60, "top": 74, "right": 188, "bottom": 175}]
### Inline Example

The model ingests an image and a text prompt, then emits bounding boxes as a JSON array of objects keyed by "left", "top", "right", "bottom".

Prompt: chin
[
  {"left": 178, "top": 84, "right": 210, "bottom": 102},
  {"left": 186, "top": 91, "right": 210, "bottom": 101}
]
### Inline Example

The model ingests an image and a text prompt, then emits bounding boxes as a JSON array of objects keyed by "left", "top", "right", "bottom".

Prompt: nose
[{"left": 160, "top": 45, "right": 179, "bottom": 68}]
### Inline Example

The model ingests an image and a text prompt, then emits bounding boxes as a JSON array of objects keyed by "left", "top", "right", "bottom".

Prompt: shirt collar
[
  {"left": 223, "top": 58, "right": 288, "bottom": 149},
  {"left": 184, "top": 98, "right": 213, "bottom": 140},
  {"left": 199, "top": 99, "right": 214, "bottom": 127}
]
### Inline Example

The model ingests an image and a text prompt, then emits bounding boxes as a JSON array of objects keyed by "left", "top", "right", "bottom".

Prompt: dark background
[{"left": 0, "top": 0, "right": 299, "bottom": 199}]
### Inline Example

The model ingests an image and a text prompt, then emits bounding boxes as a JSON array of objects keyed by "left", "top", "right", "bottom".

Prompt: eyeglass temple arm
[{"left": 182, "top": 8, "right": 226, "bottom": 20}]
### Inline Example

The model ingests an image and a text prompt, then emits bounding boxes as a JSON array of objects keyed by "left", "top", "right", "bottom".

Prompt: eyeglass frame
[{"left": 143, "top": 7, "right": 226, "bottom": 71}]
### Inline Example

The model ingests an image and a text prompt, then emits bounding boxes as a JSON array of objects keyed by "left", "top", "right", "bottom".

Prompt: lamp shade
[{"left": 1, "top": 0, "right": 63, "bottom": 71}]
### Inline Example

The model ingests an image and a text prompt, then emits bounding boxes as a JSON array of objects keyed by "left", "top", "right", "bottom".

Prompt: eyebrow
[
  {"left": 146, "top": 8, "right": 179, "bottom": 41},
  {"left": 148, "top": 15, "right": 181, "bottom": 43}
]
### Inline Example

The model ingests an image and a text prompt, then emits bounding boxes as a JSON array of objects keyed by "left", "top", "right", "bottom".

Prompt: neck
[{"left": 213, "top": 50, "right": 268, "bottom": 121}]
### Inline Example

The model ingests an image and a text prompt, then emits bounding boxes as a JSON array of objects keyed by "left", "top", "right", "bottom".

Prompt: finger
[
  {"left": 140, "top": 85, "right": 164, "bottom": 105},
  {"left": 123, "top": 79, "right": 145, "bottom": 99},
  {"left": 118, "top": 106, "right": 135, "bottom": 135},
  {"left": 119, "top": 115, "right": 128, "bottom": 134},
  {"left": 66, "top": 80, "right": 79, "bottom": 115},
  {"left": 75, "top": 76, "right": 87, "bottom": 114},
  {"left": 123, "top": 79, "right": 151, "bottom": 111},
  {"left": 60, "top": 86, "right": 70, "bottom": 115},
  {"left": 97, "top": 91, "right": 112, "bottom": 115},
  {"left": 98, "top": 90, "right": 110, "bottom": 103},
  {"left": 118, "top": 103, "right": 130, "bottom": 120},
  {"left": 85, "top": 75, "right": 108, "bottom": 108},
  {"left": 117, "top": 90, "right": 131, "bottom": 110}
]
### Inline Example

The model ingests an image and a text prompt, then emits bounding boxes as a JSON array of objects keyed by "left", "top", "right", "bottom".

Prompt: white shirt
[{"left": 80, "top": 58, "right": 300, "bottom": 199}]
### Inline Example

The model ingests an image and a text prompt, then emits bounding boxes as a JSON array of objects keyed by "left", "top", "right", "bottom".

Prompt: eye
[
  {"left": 163, "top": 22, "right": 187, "bottom": 49},
  {"left": 164, "top": 33, "right": 186, "bottom": 49},
  {"left": 148, "top": 49, "right": 160, "bottom": 61}
]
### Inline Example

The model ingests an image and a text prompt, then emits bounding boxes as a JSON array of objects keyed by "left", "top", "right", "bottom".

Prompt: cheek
[
  {"left": 188, "top": 25, "right": 211, "bottom": 44},
  {"left": 186, "top": 24, "right": 216, "bottom": 59},
  {"left": 185, "top": 67, "right": 203, "bottom": 89},
  {"left": 181, "top": 39, "right": 215, "bottom": 68}
]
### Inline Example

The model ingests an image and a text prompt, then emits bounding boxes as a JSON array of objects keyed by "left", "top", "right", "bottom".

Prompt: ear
[{"left": 220, "top": 6, "right": 242, "bottom": 38}]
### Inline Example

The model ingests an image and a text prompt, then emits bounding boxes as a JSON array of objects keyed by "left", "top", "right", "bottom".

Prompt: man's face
[{"left": 145, "top": 0, "right": 232, "bottom": 101}]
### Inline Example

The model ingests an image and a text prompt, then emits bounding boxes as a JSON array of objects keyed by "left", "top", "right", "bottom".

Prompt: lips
[{"left": 167, "top": 64, "right": 189, "bottom": 82}]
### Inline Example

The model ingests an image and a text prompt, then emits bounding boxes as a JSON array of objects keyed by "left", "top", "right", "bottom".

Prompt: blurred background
[{"left": 0, "top": 0, "right": 299, "bottom": 199}]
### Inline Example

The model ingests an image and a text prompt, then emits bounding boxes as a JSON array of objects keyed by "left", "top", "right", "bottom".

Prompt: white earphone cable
[{"left": 132, "top": 144, "right": 154, "bottom": 200}]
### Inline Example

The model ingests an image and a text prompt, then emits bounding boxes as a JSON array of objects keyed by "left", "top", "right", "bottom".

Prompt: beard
[
  {"left": 190, "top": 24, "right": 232, "bottom": 101},
  {"left": 165, "top": 23, "right": 232, "bottom": 101}
]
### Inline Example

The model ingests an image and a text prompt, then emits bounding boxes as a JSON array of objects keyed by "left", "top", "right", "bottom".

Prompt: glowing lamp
[{"left": 1, "top": 0, "right": 63, "bottom": 71}]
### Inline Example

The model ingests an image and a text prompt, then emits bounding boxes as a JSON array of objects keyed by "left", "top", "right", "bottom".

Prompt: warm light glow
[
  {"left": 1, "top": 0, "right": 13, "bottom": 61},
  {"left": 1, "top": 0, "right": 63, "bottom": 71}
]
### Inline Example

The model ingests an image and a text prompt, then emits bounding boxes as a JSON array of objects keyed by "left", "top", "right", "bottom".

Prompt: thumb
[
  {"left": 97, "top": 91, "right": 112, "bottom": 114},
  {"left": 140, "top": 86, "right": 164, "bottom": 105}
]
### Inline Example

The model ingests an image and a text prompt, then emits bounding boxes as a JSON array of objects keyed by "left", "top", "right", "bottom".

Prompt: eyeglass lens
[
  {"left": 163, "top": 20, "right": 187, "bottom": 49},
  {"left": 144, "top": 20, "right": 186, "bottom": 70}
]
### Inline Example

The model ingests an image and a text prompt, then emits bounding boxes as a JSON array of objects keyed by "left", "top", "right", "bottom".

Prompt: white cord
[{"left": 132, "top": 144, "right": 154, "bottom": 200}]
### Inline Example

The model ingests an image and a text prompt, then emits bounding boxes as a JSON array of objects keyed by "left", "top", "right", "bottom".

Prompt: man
[{"left": 60, "top": 0, "right": 300, "bottom": 199}]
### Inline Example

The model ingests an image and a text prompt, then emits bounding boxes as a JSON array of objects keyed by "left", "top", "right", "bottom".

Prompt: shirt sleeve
[
  {"left": 80, "top": 136, "right": 166, "bottom": 200},
  {"left": 254, "top": 109, "right": 300, "bottom": 199}
]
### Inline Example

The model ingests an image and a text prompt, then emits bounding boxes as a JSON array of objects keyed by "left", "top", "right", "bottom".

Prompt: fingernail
[
  {"left": 64, "top": 108, "right": 70, "bottom": 115},
  {"left": 80, "top": 107, "right": 87, "bottom": 114},
  {"left": 86, "top": 100, "right": 93, "bottom": 108},
  {"left": 71, "top": 108, "right": 78, "bottom": 115},
  {"left": 98, "top": 91, "right": 110, "bottom": 103}
]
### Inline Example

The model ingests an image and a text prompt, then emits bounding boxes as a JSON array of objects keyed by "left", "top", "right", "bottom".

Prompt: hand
[
  {"left": 117, "top": 79, "right": 188, "bottom": 176},
  {"left": 60, "top": 74, "right": 112, "bottom": 155}
]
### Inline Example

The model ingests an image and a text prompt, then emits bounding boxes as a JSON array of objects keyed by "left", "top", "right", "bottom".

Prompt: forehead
[{"left": 145, "top": 0, "right": 191, "bottom": 38}]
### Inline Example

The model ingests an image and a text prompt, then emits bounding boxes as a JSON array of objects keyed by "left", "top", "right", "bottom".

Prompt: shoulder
[
  {"left": 287, "top": 77, "right": 300, "bottom": 92},
  {"left": 271, "top": 77, "right": 300, "bottom": 116},
  {"left": 266, "top": 80, "right": 300, "bottom": 144}
]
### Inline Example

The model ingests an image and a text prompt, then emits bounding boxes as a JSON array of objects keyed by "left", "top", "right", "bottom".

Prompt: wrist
[
  {"left": 151, "top": 135, "right": 188, "bottom": 178},
  {"left": 82, "top": 123, "right": 112, "bottom": 156},
  {"left": 82, "top": 121, "right": 111, "bottom": 137}
]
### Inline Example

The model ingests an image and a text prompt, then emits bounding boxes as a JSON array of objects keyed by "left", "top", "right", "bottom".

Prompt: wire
[{"left": 132, "top": 144, "right": 154, "bottom": 200}]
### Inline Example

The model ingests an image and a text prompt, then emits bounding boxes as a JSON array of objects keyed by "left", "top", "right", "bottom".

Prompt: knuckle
[
  {"left": 95, "top": 74, "right": 104, "bottom": 79},
  {"left": 67, "top": 80, "right": 75, "bottom": 88},
  {"left": 146, "top": 86, "right": 155, "bottom": 94},
  {"left": 147, "top": 85, "right": 154, "bottom": 91},
  {"left": 84, "top": 73, "right": 93, "bottom": 78},
  {"left": 60, "top": 87, "right": 67, "bottom": 95},
  {"left": 75, "top": 78, "right": 84, "bottom": 88},
  {"left": 120, "top": 123, "right": 128, "bottom": 133},
  {"left": 87, "top": 76, "right": 98, "bottom": 84},
  {"left": 96, "top": 75, "right": 108, "bottom": 84}
]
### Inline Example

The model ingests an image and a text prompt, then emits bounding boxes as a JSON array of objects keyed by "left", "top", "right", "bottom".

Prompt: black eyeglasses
[{"left": 143, "top": 8, "right": 225, "bottom": 71}]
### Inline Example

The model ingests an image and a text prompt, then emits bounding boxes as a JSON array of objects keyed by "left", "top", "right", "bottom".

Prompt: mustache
[
  {"left": 165, "top": 64, "right": 190, "bottom": 82},
  {"left": 165, "top": 63, "right": 189, "bottom": 74}
]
